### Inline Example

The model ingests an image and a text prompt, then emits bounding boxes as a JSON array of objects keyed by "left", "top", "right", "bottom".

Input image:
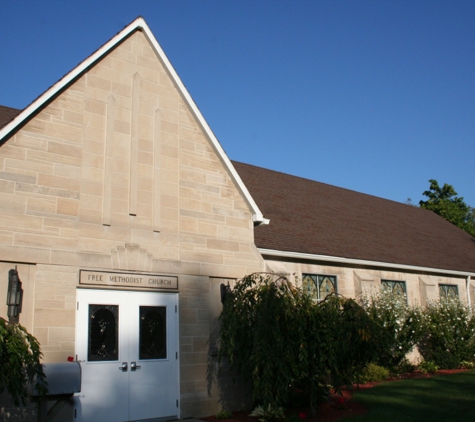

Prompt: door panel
[
  {"left": 75, "top": 289, "right": 179, "bottom": 422},
  {"left": 128, "top": 296, "right": 178, "bottom": 421}
]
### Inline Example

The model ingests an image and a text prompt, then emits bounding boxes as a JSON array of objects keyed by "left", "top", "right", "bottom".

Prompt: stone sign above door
[{"left": 79, "top": 270, "right": 178, "bottom": 290}]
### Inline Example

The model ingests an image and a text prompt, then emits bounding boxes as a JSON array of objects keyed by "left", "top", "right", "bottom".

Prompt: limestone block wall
[
  {"left": 0, "top": 28, "right": 264, "bottom": 279},
  {"left": 32, "top": 264, "right": 78, "bottom": 363},
  {"left": 179, "top": 275, "right": 214, "bottom": 417},
  {"left": 179, "top": 276, "right": 250, "bottom": 418},
  {"left": 264, "top": 258, "right": 469, "bottom": 306}
]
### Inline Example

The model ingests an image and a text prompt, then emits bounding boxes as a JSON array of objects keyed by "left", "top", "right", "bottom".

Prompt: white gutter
[
  {"left": 0, "top": 17, "right": 267, "bottom": 226},
  {"left": 258, "top": 248, "right": 475, "bottom": 278},
  {"left": 467, "top": 276, "right": 472, "bottom": 309}
]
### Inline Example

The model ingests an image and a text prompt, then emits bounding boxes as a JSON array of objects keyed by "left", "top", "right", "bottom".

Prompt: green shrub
[
  {"left": 432, "top": 349, "right": 460, "bottom": 369},
  {"left": 460, "top": 360, "right": 475, "bottom": 369},
  {"left": 288, "top": 381, "right": 330, "bottom": 408},
  {"left": 215, "top": 410, "right": 233, "bottom": 419},
  {"left": 418, "top": 360, "right": 439, "bottom": 374},
  {"left": 357, "top": 363, "right": 389, "bottom": 383},
  {"left": 250, "top": 404, "right": 285, "bottom": 422},
  {"left": 285, "top": 414, "right": 302, "bottom": 422},
  {"left": 392, "top": 358, "right": 417, "bottom": 375}
]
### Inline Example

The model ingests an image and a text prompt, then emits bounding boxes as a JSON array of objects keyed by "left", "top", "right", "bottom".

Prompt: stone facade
[{"left": 0, "top": 24, "right": 264, "bottom": 421}]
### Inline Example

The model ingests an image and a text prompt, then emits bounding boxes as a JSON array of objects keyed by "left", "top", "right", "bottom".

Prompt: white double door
[{"left": 75, "top": 289, "right": 179, "bottom": 422}]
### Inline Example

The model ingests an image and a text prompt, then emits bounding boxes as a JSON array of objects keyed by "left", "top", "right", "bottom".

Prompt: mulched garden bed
[{"left": 202, "top": 369, "right": 468, "bottom": 422}]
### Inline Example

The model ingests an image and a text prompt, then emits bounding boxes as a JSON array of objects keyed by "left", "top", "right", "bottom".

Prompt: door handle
[
  {"left": 119, "top": 362, "right": 128, "bottom": 371},
  {"left": 131, "top": 361, "right": 141, "bottom": 371}
]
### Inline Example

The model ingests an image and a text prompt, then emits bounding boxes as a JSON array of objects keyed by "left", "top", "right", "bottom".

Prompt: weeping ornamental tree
[
  {"left": 218, "top": 274, "right": 302, "bottom": 408},
  {"left": 218, "top": 273, "right": 380, "bottom": 412},
  {"left": 0, "top": 317, "right": 47, "bottom": 406}
]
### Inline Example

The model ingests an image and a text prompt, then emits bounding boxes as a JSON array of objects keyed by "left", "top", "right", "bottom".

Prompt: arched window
[
  {"left": 302, "top": 274, "right": 337, "bottom": 302},
  {"left": 439, "top": 284, "right": 459, "bottom": 304},
  {"left": 381, "top": 280, "right": 407, "bottom": 301}
]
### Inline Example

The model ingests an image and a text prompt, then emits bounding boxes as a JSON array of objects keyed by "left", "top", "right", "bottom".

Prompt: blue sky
[{"left": 1, "top": 1, "right": 474, "bottom": 206}]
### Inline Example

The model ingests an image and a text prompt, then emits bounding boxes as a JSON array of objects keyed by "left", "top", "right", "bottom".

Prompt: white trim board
[{"left": 259, "top": 248, "right": 475, "bottom": 278}]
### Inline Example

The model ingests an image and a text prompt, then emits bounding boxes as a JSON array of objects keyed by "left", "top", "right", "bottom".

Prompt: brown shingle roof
[
  {"left": 233, "top": 161, "right": 475, "bottom": 274},
  {"left": 0, "top": 105, "right": 21, "bottom": 128}
]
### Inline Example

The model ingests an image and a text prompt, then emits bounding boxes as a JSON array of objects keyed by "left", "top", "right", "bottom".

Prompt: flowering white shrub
[
  {"left": 362, "top": 291, "right": 425, "bottom": 370},
  {"left": 421, "top": 300, "right": 475, "bottom": 369}
]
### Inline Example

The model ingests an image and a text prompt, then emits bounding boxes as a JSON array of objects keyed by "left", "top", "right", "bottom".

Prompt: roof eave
[{"left": 258, "top": 248, "right": 475, "bottom": 277}]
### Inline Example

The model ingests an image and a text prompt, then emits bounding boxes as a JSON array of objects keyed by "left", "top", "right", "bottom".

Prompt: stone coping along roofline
[{"left": 0, "top": 16, "right": 267, "bottom": 225}]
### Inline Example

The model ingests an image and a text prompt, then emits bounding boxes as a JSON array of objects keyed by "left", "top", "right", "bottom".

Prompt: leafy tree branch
[
  {"left": 419, "top": 179, "right": 475, "bottom": 237},
  {"left": 0, "top": 317, "right": 47, "bottom": 405}
]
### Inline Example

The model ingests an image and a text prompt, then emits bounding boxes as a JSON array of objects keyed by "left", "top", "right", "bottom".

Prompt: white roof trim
[
  {"left": 258, "top": 248, "right": 475, "bottom": 277},
  {"left": 0, "top": 17, "right": 266, "bottom": 224}
]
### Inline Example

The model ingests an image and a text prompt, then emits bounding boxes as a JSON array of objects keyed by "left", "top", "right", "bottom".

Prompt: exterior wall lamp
[
  {"left": 7, "top": 267, "right": 23, "bottom": 323},
  {"left": 220, "top": 282, "right": 232, "bottom": 304}
]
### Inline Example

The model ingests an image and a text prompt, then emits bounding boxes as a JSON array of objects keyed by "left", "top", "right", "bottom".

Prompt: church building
[{"left": 1, "top": 17, "right": 474, "bottom": 422}]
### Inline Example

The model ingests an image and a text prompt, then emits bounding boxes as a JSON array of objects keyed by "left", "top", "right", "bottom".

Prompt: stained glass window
[
  {"left": 302, "top": 274, "right": 337, "bottom": 301},
  {"left": 381, "top": 280, "right": 407, "bottom": 300},
  {"left": 88, "top": 304, "right": 119, "bottom": 361},
  {"left": 139, "top": 306, "right": 167, "bottom": 360},
  {"left": 439, "top": 284, "right": 459, "bottom": 303}
]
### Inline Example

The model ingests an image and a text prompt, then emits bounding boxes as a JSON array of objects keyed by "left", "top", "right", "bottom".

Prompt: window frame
[
  {"left": 302, "top": 274, "right": 337, "bottom": 302},
  {"left": 380, "top": 280, "right": 407, "bottom": 301},
  {"left": 439, "top": 284, "right": 459, "bottom": 304}
]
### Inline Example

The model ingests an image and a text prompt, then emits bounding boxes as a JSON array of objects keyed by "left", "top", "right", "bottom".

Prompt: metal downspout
[{"left": 467, "top": 276, "right": 472, "bottom": 311}]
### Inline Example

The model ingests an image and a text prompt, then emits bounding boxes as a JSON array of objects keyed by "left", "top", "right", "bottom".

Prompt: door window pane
[
  {"left": 88, "top": 304, "right": 119, "bottom": 361},
  {"left": 140, "top": 306, "right": 166, "bottom": 360}
]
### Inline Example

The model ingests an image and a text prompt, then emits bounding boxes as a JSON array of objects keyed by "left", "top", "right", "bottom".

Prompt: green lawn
[{"left": 346, "top": 370, "right": 475, "bottom": 421}]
